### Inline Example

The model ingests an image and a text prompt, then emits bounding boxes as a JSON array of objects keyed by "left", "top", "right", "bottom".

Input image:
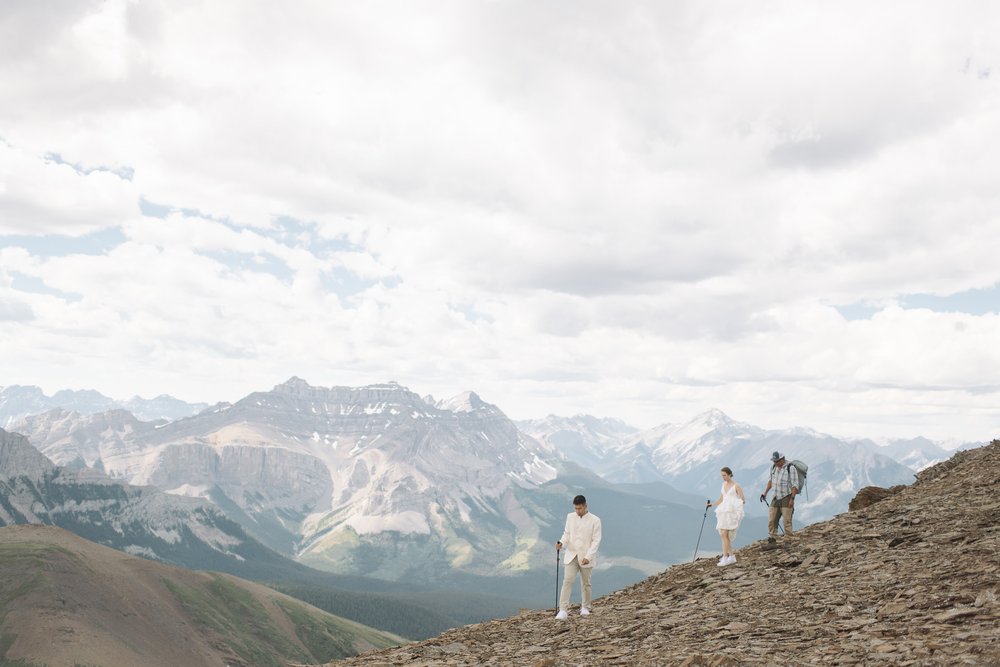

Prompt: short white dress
[{"left": 715, "top": 482, "right": 745, "bottom": 532}]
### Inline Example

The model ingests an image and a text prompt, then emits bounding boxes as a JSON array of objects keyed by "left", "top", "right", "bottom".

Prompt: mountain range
[
  {"left": 5, "top": 378, "right": 984, "bottom": 602},
  {"left": 5, "top": 380, "right": 711, "bottom": 605},
  {"left": 520, "top": 409, "right": 979, "bottom": 523},
  {"left": 0, "top": 384, "right": 209, "bottom": 424},
  {"left": 0, "top": 426, "right": 529, "bottom": 640}
]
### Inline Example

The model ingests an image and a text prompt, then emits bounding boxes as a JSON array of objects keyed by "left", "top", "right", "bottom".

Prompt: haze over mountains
[
  {"left": 520, "top": 409, "right": 966, "bottom": 523},
  {"left": 2, "top": 378, "right": 980, "bottom": 598},
  {"left": 0, "top": 384, "right": 209, "bottom": 424}
]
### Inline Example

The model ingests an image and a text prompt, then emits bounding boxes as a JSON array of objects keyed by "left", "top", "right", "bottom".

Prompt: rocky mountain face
[
  {"left": 0, "top": 384, "right": 208, "bottom": 424},
  {"left": 13, "top": 379, "right": 705, "bottom": 589},
  {"left": 524, "top": 409, "right": 919, "bottom": 524},
  {"left": 1, "top": 425, "right": 536, "bottom": 640},
  {"left": 336, "top": 439, "right": 1000, "bottom": 666},
  {"left": 517, "top": 415, "right": 651, "bottom": 481},
  {"left": 0, "top": 524, "right": 403, "bottom": 667},
  {"left": 0, "top": 426, "right": 296, "bottom": 576}
]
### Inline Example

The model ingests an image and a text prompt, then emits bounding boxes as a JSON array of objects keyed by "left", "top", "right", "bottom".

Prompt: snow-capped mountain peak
[{"left": 436, "top": 390, "right": 489, "bottom": 413}]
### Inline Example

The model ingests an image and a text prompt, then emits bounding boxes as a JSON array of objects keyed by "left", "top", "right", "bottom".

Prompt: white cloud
[
  {"left": 0, "top": 143, "right": 138, "bottom": 235},
  {"left": 1, "top": 1, "right": 999, "bottom": 441}
]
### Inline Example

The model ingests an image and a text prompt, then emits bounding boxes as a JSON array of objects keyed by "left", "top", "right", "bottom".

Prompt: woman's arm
[{"left": 735, "top": 483, "right": 745, "bottom": 503}]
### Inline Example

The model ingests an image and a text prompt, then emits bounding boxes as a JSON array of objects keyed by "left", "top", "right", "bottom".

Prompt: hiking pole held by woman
[{"left": 692, "top": 500, "right": 711, "bottom": 562}]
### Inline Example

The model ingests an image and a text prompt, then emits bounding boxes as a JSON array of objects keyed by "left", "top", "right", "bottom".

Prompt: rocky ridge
[{"left": 337, "top": 439, "right": 1000, "bottom": 666}]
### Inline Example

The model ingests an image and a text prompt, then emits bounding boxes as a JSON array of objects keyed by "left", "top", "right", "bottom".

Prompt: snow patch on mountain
[
  {"left": 347, "top": 511, "right": 431, "bottom": 535},
  {"left": 437, "top": 391, "right": 487, "bottom": 413}
]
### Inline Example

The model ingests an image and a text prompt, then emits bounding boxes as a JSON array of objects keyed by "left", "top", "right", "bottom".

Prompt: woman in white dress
[{"left": 709, "top": 467, "right": 745, "bottom": 566}]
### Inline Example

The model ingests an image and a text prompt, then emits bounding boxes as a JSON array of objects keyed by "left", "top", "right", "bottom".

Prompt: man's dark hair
[{"left": 573, "top": 494, "right": 587, "bottom": 506}]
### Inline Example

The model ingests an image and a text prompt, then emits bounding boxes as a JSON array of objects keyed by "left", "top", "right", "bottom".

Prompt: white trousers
[{"left": 559, "top": 556, "right": 593, "bottom": 611}]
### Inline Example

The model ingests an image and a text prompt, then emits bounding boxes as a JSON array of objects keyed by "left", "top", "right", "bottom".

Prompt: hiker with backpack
[{"left": 760, "top": 451, "right": 803, "bottom": 545}]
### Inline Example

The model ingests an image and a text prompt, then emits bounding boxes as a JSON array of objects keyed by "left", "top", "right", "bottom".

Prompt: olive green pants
[{"left": 768, "top": 494, "right": 794, "bottom": 538}]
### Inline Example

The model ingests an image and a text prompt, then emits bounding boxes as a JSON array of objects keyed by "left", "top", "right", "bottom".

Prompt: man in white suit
[{"left": 554, "top": 494, "right": 602, "bottom": 619}]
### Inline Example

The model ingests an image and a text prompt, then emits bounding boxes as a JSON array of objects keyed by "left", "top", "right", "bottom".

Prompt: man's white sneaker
[
  {"left": 555, "top": 610, "right": 568, "bottom": 620},
  {"left": 580, "top": 607, "right": 590, "bottom": 616}
]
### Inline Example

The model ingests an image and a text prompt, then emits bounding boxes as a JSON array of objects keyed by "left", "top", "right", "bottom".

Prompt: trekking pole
[
  {"left": 692, "top": 500, "right": 710, "bottom": 562},
  {"left": 555, "top": 545, "right": 561, "bottom": 609}
]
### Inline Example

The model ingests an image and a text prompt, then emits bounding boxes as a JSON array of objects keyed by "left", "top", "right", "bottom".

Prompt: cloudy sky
[{"left": 1, "top": 1, "right": 998, "bottom": 441}]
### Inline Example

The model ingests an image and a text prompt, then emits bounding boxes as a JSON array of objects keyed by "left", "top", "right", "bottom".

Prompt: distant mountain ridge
[
  {"left": 520, "top": 409, "right": 970, "bottom": 524},
  {"left": 8, "top": 377, "right": 985, "bottom": 591},
  {"left": 0, "top": 384, "right": 209, "bottom": 424},
  {"left": 11, "top": 378, "right": 705, "bottom": 593}
]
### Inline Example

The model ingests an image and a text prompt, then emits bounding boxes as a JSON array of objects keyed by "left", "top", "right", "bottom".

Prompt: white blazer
[{"left": 559, "top": 511, "right": 602, "bottom": 568}]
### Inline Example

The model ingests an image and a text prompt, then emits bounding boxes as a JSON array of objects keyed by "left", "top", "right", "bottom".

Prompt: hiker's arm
[
  {"left": 735, "top": 484, "right": 745, "bottom": 503},
  {"left": 556, "top": 515, "right": 570, "bottom": 548},
  {"left": 710, "top": 493, "right": 723, "bottom": 508},
  {"left": 582, "top": 518, "right": 602, "bottom": 564}
]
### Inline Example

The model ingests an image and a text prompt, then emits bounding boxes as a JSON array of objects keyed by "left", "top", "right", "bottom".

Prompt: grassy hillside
[{"left": 0, "top": 525, "right": 403, "bottom": 667}]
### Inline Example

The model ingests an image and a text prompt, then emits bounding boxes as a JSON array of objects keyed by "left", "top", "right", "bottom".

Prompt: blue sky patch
[
  {"left": 10, "top": 271, "right": 82, "bottom": 302},
  {"left": 836, "top": 283, "right": 1000, "bottom": 320},
  {"left": 269, "top": 215, "right": 365, "bottom": 255},
  {"left": 834, "top": 302, "right": 882, "bottom": 321},
  {"left": 139, "top": 198, "right": 172, "bottom": 218},
  {"left": 901, "top": 284, "right": 1000, "bottom": 315},
  {"left": 0, "top": 227, "right": 126, "bottom": 257},
  {"left": 321, "top": 267, "right": 378, "bottom": 300},
  {"left": 45, "top": 152, "right": 134, "bottom": 181},
  {"left": 450, "top": 302, "right": 495, "bottom": 323},
  {"left": 199, "top": 249, "right": 295, "bottom": 282}
]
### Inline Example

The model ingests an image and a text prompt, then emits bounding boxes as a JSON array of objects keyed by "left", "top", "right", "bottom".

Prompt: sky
[{"left": 1, "top": 1, "right": 999, "bottom": 442}]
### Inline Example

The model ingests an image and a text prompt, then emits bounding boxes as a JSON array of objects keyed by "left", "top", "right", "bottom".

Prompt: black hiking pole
[
  {"left": 692, "top": 500, "right": 710, "bottom": 562},
  {"left": 555, "top": 545, "right": 561, "bottom": 609}
]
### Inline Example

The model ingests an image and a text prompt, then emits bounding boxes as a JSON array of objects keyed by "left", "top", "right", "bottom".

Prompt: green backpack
[
  {"left": 771, "top": 459, "right": 809, "bottom": 500},
  {"left": 787, "top": 459, "right": 809, "bottom": 500}
]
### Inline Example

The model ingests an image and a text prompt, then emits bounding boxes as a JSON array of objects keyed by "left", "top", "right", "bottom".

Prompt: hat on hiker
[{"left": 771, "top": 451, "right": 783, "bottom": 462}]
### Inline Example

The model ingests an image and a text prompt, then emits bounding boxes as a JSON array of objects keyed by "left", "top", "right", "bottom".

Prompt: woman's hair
[{"left": 721, "top": 467, "right": 733, "bottom": 477}]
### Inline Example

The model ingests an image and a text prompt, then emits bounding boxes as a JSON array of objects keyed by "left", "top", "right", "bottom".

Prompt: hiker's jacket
[
  {"left": 559, "top": 511, "right": 602, "bottom": 568},
  {"left": 770, "top": 464, "right": 801, "bottom": 499}
]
